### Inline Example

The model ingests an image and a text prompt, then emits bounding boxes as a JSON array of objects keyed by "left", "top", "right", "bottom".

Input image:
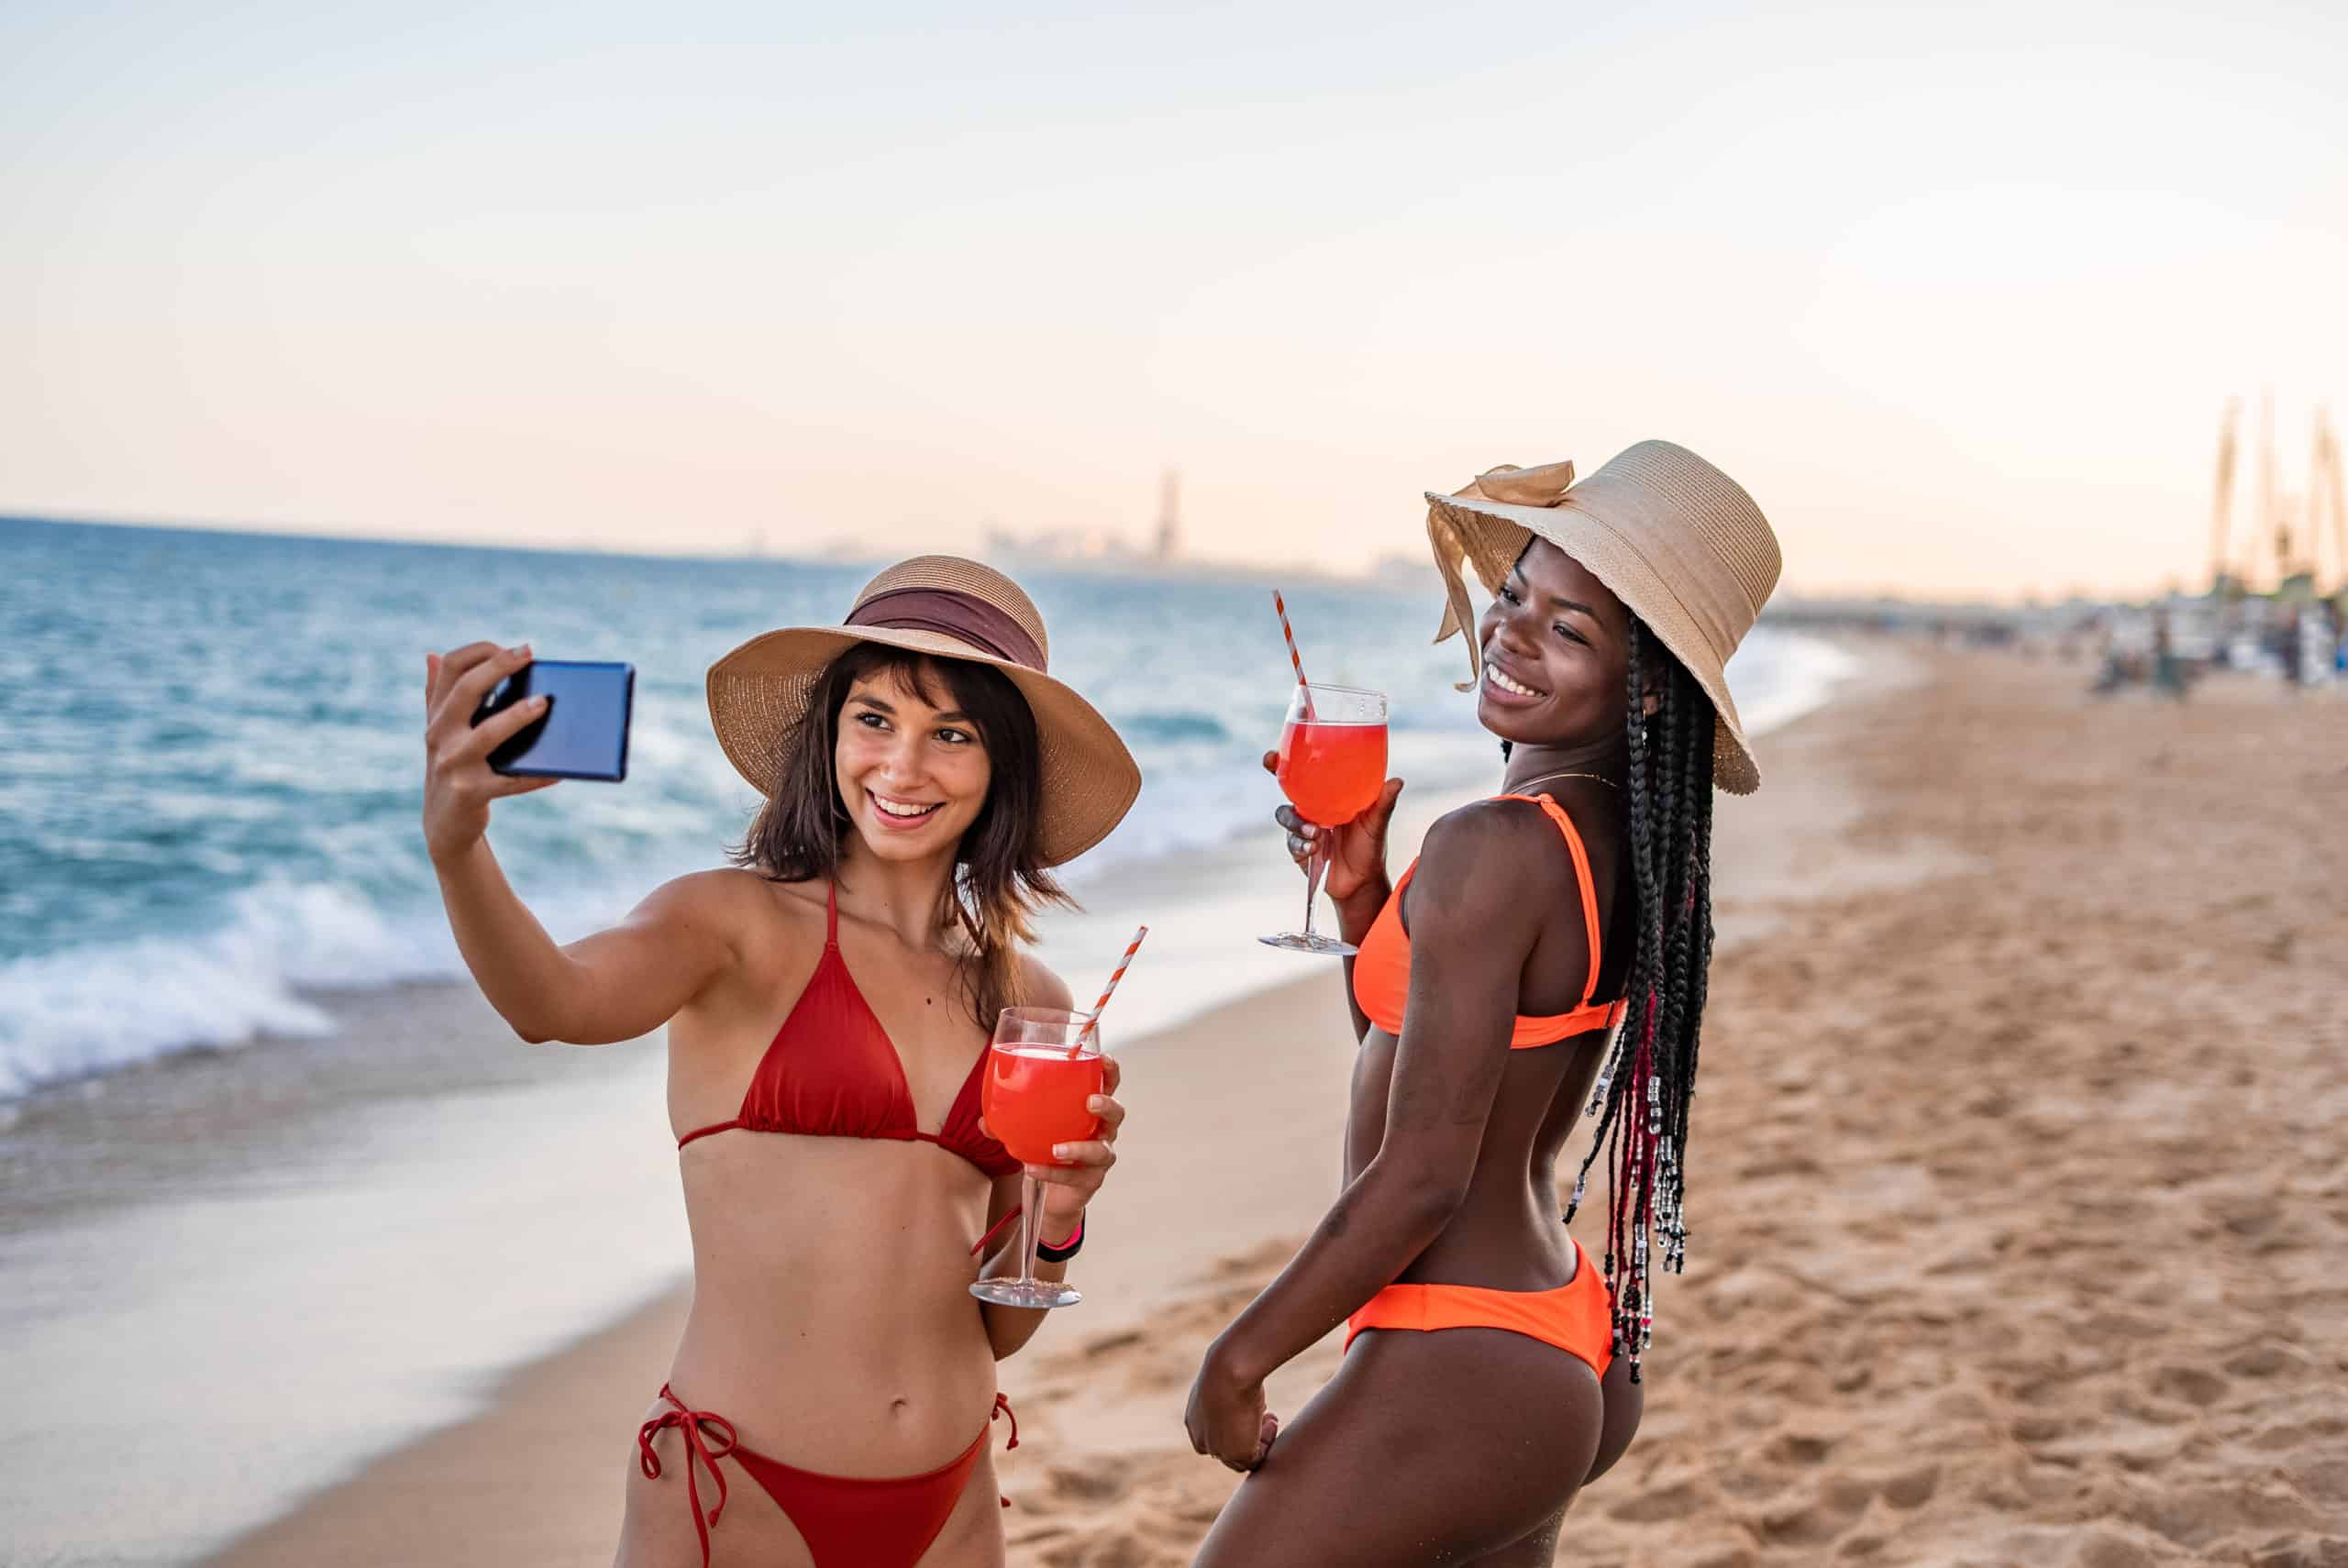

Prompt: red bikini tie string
[
  {"left": 992, "top": 1390, "right": 1019, "bottom": 1450},
  {"left": 970, "top": 1204, "right": 1024, "bottom": 1258},
  {"left": 637, "top": 1386, "right": 737, "bottom": 1568},
  {"left": 992, "top": 1392, "right": 1020, "bottom": 1511}
]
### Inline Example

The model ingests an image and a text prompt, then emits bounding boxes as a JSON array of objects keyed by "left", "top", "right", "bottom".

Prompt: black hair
[{"left": 1560, "top": 619, "right": 1716, "bottom": 1384}]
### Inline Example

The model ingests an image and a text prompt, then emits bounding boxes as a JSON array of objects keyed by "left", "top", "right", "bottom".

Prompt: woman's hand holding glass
[
  {"left": 971, "top": 1008, "right": 1124, "bottom": 1310},
  {"left": 1258, "top": 683, "right": 1392, "bottom": 955},
  {"left": 1023, "top": 1053, "right": 1123, "bottom": 1239},
  {"left": 1261, "top": 752, "right": 1404, "bottom": 925}
]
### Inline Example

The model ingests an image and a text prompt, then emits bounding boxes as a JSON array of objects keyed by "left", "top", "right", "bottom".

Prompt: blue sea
[{"left": 0, "top": 514, "right": 1851, "bottom": 1102}]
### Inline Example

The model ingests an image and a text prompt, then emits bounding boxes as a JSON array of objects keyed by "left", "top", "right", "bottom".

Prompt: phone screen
[{"left": 473, "top": 660, "right": 634, "bottom": 781}]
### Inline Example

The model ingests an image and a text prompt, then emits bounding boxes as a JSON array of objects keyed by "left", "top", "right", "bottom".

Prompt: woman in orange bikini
[
  {"left": 1186, "top": 443, "right": 1782, "bottom": 1564},
  {"left": 422, "top": 557, "right": 1139, "bottom": 1567}
]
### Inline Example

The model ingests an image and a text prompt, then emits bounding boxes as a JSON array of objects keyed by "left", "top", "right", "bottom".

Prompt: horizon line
[{"left": 1, "top": 508, "right": 2234, "bottom": 611}]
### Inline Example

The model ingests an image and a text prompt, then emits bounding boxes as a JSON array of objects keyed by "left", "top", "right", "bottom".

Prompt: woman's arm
[
  {"left": 437, "top": 855, "right": 743, "bottom": 1043},
  {"left": 424, "top": 644, "right": 738, "bottom": 1044},
  {"left": 1184, "top": 804, "right": 1565, "bottom": 1469}
]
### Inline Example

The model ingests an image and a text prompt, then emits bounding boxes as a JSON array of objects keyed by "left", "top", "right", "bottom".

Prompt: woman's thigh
[
  {"left": 916, "top": 1450, "right": 1007, "bottom": 1567},
  {"left": 1191, "top": 1328, "right": 1603, "bottom": 1568}
]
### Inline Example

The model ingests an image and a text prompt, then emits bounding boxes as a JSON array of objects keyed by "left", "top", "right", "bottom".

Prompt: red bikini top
[{"left": 675, "top": 882, "right": 1020, "bottom": 1180}]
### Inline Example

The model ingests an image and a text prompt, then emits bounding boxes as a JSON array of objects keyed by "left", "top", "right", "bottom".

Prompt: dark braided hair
[{"left": 1558, "top": 618, "right": 1717, "bottom": 1384}]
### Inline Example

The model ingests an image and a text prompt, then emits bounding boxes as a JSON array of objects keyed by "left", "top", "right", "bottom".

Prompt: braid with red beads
[{"left": 1563, "top": 620, "right": 1715, "bottom": 1383}]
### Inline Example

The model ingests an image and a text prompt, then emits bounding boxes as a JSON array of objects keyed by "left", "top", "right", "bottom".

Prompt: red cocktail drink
[
  {"left": 982, "top": 1045, "right": 1103, "bottom": 1165},
  {"left": 1278, "top": 717, "right": 1390, "bottom": 826}
]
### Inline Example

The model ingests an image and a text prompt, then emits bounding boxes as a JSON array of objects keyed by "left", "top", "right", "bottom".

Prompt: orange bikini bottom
[{"left": 1345, "top": 1240, "right": 1614, "bottom": 1380}]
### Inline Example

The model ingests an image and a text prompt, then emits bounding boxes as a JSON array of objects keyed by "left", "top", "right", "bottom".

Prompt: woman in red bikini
[
  {"left": 1185, "top": 443, "right": 1782, "bottom": 1564},
  {"left": 422, "top": 557, "right": 1140, "bottom": 1567}
]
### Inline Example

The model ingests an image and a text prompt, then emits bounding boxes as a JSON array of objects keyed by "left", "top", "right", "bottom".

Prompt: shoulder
[
  {"left": 1411, "top": 800, "right": 1576, "bottom": 929},
  {"left": 625, "top": 867, "right": 806, "bottom": 957},
  {"left": 1017, "top": 953, "right": 1076, "bottom": 1012},
  {"left": 1420, "top": 798, "right": 1574, "bottom": 876},
  {"left": 633, "top": 867, "right": 776, "bottom": 920}
]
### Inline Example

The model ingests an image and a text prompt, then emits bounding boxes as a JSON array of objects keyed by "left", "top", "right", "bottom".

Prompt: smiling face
[
  {"left": 1475, "top": 536, "right": 1635, "bottom": 747},
  {"left": 834, "top": 659, "right": 995, "bottom": 862}
]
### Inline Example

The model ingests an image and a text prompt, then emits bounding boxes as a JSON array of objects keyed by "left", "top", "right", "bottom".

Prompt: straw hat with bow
[
  {"left": 707, "top": 556, "right": 1141, "bottom": 866},
  {"left": 1425, "top": 440, "right": 1784, "bottom": 794}
]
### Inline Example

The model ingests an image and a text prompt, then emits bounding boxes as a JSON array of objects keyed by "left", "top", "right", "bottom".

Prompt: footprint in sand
[
  {"left": 2149, "top": 1363, "right": 2229, "bottom": 1408},
  {"left": 1759, "top": 1429, "right": 1836, "bottom": 1467},
  {"left": 2248, "top": 1415, "right": 2348, "bottom": 1452},
  {"left": 1036, "top": 1530, "right": 1161, "bottom": 1568},
  {"left": 1606, "top": 1474, "right": 1712, "bottom": 1525},
  {"left": 1874, "top": 1463, "right": 1939, "bottom": 1510},
  {"left": 1047, "top": 1464, "right": 1132, "bottom": 1504},
  {"left": 2245, "top": 1533, "right": 2348, "bottom": 1568},
  {"left": 2064, "top": 1524, "right": 2170, "bottom": 1568},
  {"left": 1751, "top": 1478, "right": 1870, "bottom": 1551}
]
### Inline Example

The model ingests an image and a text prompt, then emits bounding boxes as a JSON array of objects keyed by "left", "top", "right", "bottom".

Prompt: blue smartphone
[{"left": 471, "top": 659, "right": 635, "bottom": 781}]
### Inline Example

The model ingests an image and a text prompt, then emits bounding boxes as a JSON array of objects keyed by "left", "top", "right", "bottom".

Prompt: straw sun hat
[
  {"left": 1426, "top": 440, "right": 1784, "bottom": 794},
  {"left": 706, "top": 556, "right": 1141, "bottom": 867}
]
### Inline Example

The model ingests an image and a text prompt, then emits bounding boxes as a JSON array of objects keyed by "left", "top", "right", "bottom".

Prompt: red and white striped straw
[
  {"left": 1074, "top": 925, "right": 1147, "bottom": 1051},
  {"left": 1272, "top": 591, "right": 1310, "bottom": 690}
]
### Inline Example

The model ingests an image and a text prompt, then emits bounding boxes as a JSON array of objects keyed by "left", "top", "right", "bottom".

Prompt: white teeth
[
  {"left": 1487, "top": 668, "right": 1545, "bottom": 699},
  {"left": 873, "top": 795, "right": 937, "bottom": 818}
]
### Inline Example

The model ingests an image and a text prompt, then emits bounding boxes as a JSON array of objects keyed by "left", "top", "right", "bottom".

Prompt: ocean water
[{"left": 0, "top": 515, "right": 1849, "bottom": 1099}]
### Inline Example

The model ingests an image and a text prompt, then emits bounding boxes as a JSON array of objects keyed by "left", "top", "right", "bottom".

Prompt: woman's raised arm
[{"left": 424, "top": 644, "right": 738, "bottom": 1044}]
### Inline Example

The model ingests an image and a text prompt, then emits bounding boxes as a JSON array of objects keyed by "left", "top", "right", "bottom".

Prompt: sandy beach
[{"left": 129, "top": 646, "right": 2348, "bottom": 1564}]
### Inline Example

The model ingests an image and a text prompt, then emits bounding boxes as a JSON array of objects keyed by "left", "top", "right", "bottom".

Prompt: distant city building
[
  {"left": 1154, "top": 469, "right": 1181, "bottom": 563},
  {"left": 983, "top": 468, "right": 1187, "bottom": 571},
  {"left": 980, "top": 523, "right": 1153, "bottom": 566}
]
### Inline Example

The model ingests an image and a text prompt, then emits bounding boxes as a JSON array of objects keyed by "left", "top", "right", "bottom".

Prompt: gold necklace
[{"left": 1509, "top": 767, "right": 1620, "bottom": 793}]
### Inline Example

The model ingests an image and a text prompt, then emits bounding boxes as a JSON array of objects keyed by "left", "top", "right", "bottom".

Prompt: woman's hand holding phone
[{"left": 423, "top": 643, "right": 559, "bottom": 867}]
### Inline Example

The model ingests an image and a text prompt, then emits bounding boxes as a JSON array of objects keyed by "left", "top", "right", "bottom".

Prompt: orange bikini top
[{"left": 1351, "top": 793, "right": 1626, "bottom": 1048}]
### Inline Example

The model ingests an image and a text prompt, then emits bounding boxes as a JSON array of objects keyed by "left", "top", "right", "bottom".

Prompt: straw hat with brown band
[
  {"left": 1425, "top": 439, "right": 1784, "bottom": 795},
  {"left": 706, "top": 556, "right": 1142, "bottom": 867}
]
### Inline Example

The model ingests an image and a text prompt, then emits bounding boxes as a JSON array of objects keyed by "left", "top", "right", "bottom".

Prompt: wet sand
[{"left": 202, "top": 646, "right": 2348, "bottom": 1565}]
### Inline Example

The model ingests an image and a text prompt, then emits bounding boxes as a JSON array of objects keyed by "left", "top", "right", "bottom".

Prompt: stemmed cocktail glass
[
  {"left": 969, "top": 1007, "right": 1104, "bottom": 1311},
  {"left": 1260, "top": 681, "right": 1389, "bottom": 955}
]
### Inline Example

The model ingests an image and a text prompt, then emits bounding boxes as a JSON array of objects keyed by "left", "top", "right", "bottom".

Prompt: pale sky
[{"left": 6, "top": 0, "right": 2346, "bottom": 600}]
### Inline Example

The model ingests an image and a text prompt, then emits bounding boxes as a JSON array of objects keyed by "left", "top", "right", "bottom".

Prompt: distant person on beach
[
  {"left": 423, "top": 558, "right": 1139, "bottom": 1567},
  {"left": 1184, "top": 445, "right": 1780, "bottom": 1564},
  {"left": 2152, "top": 607, "right": 2189, "bottom": 700}
]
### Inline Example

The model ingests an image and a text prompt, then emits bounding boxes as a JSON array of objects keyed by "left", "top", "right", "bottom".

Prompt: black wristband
[{"left": 1035, "top": 1216, "right": 1085, "bottom": 1263}]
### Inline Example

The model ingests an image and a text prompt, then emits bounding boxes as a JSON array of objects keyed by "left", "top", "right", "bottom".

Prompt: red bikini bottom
[{"left": 637, "top": 1384, "right": 1018, "bottom": 1568}]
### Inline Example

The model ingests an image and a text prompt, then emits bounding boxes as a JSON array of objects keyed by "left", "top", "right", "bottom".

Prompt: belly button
[{"left": 890, "top": 1396, "right": 911, "bottom": 1414}]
